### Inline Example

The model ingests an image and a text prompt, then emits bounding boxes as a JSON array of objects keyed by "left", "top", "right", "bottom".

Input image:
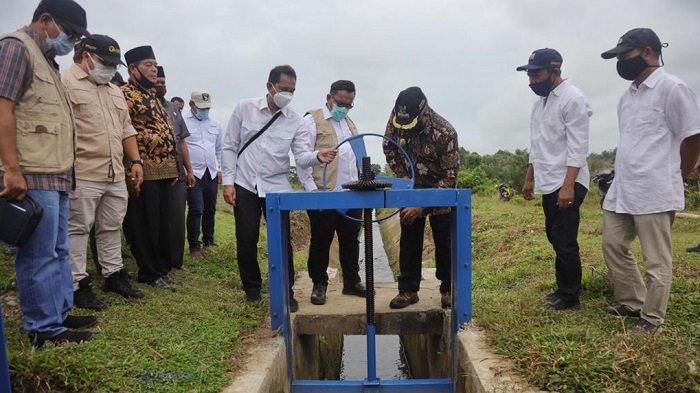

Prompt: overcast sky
[{"left": 3, "top": 0, "right": 699, "bottom": 165}]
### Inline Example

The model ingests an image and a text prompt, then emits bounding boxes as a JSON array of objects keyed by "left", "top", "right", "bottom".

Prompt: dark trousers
[
  {"left": 123, "top": 179, "right": 172, "bottom": 283},
  {"left": 398, "top": 213, "right": 452, "bottom": 294},
  {"left": 169, "top": 179, "right": 187, "bottom": 269},
  {"left": 307, "top": 209, "right": 362, "bottom": 287},
  {"left": 187, "top": 169, "right": 218, "bottom": 248},
  {"left": 233, "top": 184, "right": 294, "bottom": 294},
  {"left": 541, "top": 183, "right": 587, "bottom": 302}
]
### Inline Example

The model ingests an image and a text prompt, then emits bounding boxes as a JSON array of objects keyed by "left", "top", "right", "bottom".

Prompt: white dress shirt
[
  {"left": 529, "top": 79, "right": 592, "bottom": 194},
  {"left": 221, "top": 97, "right": 319, "bottom": 197},
  {"left": 183, "top": 111, "right": 222, "bottom": 179},
  {"left": 299, "top": 106, "right": 358, "bottom": 191},
  {"left": 604, "top": 68, "right": 700, "bottom": 214}
]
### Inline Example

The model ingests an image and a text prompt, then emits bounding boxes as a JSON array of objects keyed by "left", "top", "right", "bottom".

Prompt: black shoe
[
  {"left": 545, "top": 291, "right": 560, "bottom": 302},
  {"left": 548, "top": 297, "right": 581, "bottom": 311},
  {"left": 604, "top": 304, "right": 641, "bottom": 318},
  {"left": 148, "top": 277, "right": 177, "bottom": 291},
  {"left": 310, "top": 283, "right": 327, "bottom": 305},
  {"left": 74, "top": 277, "right": 106, "bottom": 311},
  {"left": 342, "top": 282, "right": 367, "bottom": 298},
  {"left": 63, "top": 315, "right": 98, "bottom": 329},
  {"left": 245, "top": 290, "right": 262, "bottom": 302},
  {"left": 441, "top": 292, "right": 452, "bottom": 309},
  {"left": 290, "top": 294, "right": 299, "bottom": 313},
  {"left": 389, "top": 291, "right": 419, "bottom": 309},
  {"left": 30, "top": 330, "right": 92, "bottom": 348},
  {"left": 686, "top": 244, "right": 700, "bottom": 253},
  {"left": 104, "top": 270, "right": 144, "bottom": 299},
  {"left": 630, "top": 318, "right": 662, "bottom": 334},
  {"left": 189, "top": 246, "right": 204, "bottom": 259}
]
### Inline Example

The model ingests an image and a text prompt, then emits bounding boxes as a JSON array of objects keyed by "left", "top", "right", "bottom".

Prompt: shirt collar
[
  {"left": 550, "top": 79, "right": 570, "bottom": 97},
  {"left": 630, "top": 67, "right": 665, "bottom": 91},
  {"left": 322, "top": 104, "right": 333, "bottom": 120},
  {"left": 257, "top": 96, "right": 289, "bottom": 117},
  {"left": 69, "top": 63, "right": 89, "bottom": 81}
]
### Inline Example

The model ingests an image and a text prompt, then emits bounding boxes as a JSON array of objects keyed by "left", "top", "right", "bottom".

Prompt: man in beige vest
[
  {"left": 62, "top": 34, "right": 145, "bottom": 311},
  {"left": 0, "top": 0, "right": 97, "bottom": 348},
  {"left": 299, "top": 80, "right": 366, "bottom": 305}
]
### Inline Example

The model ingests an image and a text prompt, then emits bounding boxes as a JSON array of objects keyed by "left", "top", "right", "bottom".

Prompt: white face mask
[
  {"left": 271, "top": 85, "right": 293, "bottom": 108},
  {"left": 87, "top": 53, "right": 116, "bottom": 85}
]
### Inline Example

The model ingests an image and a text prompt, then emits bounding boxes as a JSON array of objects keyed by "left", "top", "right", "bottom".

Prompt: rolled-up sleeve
[
  {"left": 221, "top": 103, "right": 242, "bottom": 186},
  {"left": 562, "top": 95, "right": 591, "bottom": 168},
  {"left": 297, "top": 115, "right": 319, "bottom": 191},
  {"left": 666, "top": 83, "right": 700, "bottom": 140}
]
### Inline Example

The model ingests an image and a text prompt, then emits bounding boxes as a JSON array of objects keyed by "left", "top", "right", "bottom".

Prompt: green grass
[
  {"left": 0, "top": 196, "right": 267, "bottom": 393},
  {"left": 470, "top": 191, "right": 700, "bottom": 392}
]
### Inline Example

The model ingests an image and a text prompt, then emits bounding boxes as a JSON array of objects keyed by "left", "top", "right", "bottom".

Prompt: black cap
[
  {"left": 34, "top": 0, "right": 89, "bottom": 38},
  {"left": 124, "top": 45, "right": 156, "bottom": 65},
  {"left": 601, "top": 28, "right": 662, "bottom": 59},
  {"left": 391, "top": 87, "right": 427, "bottom": 130},
  {"left": 516, "top": 48, "right": 563, "bottom": 71},
  {"left": 81, "top": 34, "right": 124, "bottom": 66},
  {"left": 157, "top": 66, "right": 165, "bottom": 78}
]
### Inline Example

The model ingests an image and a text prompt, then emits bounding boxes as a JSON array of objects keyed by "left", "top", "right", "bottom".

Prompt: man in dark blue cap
[
  {"left": 600, "top": 28, "right": 700, "bottom": 333},
  {"left": 517, "top": 48, "right": 592, "bottom": 311},
  {"left": 0, "top": 0, "right": 94, "bottom": 347}
]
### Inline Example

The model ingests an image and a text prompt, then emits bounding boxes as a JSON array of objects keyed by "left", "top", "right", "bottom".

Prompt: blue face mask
[
  {"left": 45, "top": 19, "right": 76, "bottom": 56},
  {"left": 195, "top": 108, "right": 210, "bottom": 121},
  {"left": 330, "top": 104, "right": 349, "bottom": 121}
]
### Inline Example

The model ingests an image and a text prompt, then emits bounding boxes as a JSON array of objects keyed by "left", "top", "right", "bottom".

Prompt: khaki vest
[
  {"left": 308, "top": 108, "right": 358, "bottom": 190},
  {"left": 0, "top": 30, "right": 74, "bottom": 174}
]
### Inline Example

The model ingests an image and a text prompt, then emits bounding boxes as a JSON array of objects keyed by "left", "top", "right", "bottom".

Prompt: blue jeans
[
  {"left": 15, "top": 190, "right": 72, "bottom": 337},
  {"left": 186, "top": 169, "right": 218, "bottom": 248}
]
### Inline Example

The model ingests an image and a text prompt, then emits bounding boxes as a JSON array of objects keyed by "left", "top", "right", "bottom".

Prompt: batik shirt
[
  {"left": 121, "top": 82, "right": 178, "bottom": 180},
  {"left": 384, "top": 107, "right": 460, "bottom": 215}
]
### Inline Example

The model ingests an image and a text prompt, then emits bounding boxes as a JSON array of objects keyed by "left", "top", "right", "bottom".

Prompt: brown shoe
[
  {"left": 441, "top": 292, "right": 452, "bottom": 309},
  {"left": 189, "top": 247, "right": 203, "bottom": 259},
  {"left": 389, "top": 291, "right": 419, "bottom": 309}
]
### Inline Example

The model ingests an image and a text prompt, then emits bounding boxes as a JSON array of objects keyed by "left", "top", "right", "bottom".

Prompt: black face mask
[
  {"left": 133, "top": 67, "right": 155, "bottom": 90},
  {"left": 529, "top": 76, "right": 554, "bottom": 97},
  {"left": 616, "top": 55, "right": 648, "bottom": 81}
]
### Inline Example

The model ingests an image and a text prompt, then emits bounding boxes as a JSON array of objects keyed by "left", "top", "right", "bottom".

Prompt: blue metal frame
[
  {"left": 266, "top": 188, "right": 472, "bottom": 392},
  {"left": 0, "top": 307, "right": 11, "bottom": 392}
]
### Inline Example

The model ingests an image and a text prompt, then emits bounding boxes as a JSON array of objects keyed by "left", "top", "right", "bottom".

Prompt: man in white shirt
[
  {"left": 298, "top": 80, "right": 366, "bottom": 305},
  {"left": 519, "top": 48, "right": 592, "bottom": 311},
  {"left": 600, "top": 28, "right": 700, "bottom": 332},
  {"left": 221, "top": 65, "right": 337, "bottom": 312},
  {"left": 184, "top": 90, "right": 222, "bottom": 258}
]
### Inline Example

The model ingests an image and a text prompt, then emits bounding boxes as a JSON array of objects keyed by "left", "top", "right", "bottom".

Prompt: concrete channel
[{"left": 223, "top": 213, "right": 546, "bottom": 393}]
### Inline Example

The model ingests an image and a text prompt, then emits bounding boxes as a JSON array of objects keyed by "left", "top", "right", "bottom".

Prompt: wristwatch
[{"left": 129, "top": 159, "right": 144, "bottom": 168}]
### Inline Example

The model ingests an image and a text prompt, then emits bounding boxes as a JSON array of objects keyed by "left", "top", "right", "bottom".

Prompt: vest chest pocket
[
  {"left": 16, "top": 119, "right": 60, "bottom": 167},
  {"left": 314, "top": 126, "right": 336, "bottom": 148},
  {"left": 33, "top": 70, "right": 60, "bottom": 105}
]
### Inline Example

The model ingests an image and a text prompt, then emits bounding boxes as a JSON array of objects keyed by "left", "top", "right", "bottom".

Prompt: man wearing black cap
[
  {"left": 0, "top": 0, "right": 95, "bottom": 347},
  {"left": 62, "top": 35, "right": 145, "bottom": 310},
  {"left": 154, "top": 65, "right": 195, "bottom": 270},
  {"left": 121, "top": 45, "right": 180, "bottom": 289},
  {"left": 383, "top": 87, "right": 460, "bottom": 309},
  {"left": 600, "top": 28, "right": 700, "bottom": 333},
  {"left": 517, "top": 48, "right": 592, "bottom": 311}
]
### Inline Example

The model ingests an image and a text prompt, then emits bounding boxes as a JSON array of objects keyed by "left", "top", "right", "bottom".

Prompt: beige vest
[
  {"left": 0, "top": 30, "right": 74, "bottom": 174},
  {"left": 308, "top": 108, "right": 358, "bottom": 190}
]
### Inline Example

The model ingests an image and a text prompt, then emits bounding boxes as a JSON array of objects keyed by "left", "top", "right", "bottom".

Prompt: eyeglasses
[{"left": 332, "top": 96, "right": 353, "bottom": 109}]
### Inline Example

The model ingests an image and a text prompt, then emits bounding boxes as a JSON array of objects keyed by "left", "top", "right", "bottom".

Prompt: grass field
[{"left": 0, "top": 189, "right": 698, "bottom": 392}]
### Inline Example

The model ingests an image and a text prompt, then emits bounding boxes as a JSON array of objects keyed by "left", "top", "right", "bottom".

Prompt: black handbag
[{"left": 0, "top": 196, "right": 44, "bottom": 246}]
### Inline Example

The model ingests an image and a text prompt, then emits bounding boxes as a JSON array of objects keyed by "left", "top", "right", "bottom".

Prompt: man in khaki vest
[
  {"left": 299, "top": 80, "right": 366, "bottom": 305},
  {"left": 62, "top": 34, "right": 145, "bottom": 311},
  {"left": 0, "top": 0, "right": 97, "bottom": 347}
]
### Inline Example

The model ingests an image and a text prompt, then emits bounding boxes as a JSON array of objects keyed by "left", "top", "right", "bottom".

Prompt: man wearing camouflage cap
[{"left": 383, "top": 87, "right": 460, "bottom": 310}]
